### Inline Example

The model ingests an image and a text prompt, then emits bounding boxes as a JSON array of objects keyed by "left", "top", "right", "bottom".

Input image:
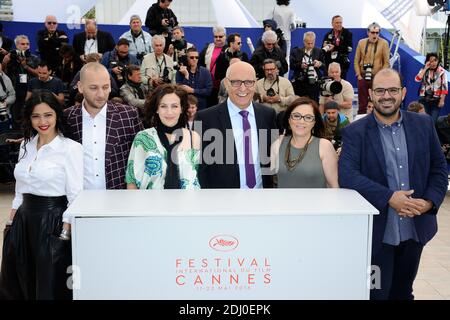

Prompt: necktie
[{"left": 239, "top": 110, "right": 256, "bottom": 188}]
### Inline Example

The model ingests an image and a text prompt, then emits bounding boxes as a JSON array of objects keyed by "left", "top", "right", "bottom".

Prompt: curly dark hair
[
  {"left": 283, "top": 97, "right": 325, "bottom": 138},
  {"left": 144, "top": 84, "right": 189, "bottom": 128}
]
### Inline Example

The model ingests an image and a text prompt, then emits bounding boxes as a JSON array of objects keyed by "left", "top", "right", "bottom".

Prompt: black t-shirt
[{"left": 27, "top": 77, "right": 65, "bottom": 95}]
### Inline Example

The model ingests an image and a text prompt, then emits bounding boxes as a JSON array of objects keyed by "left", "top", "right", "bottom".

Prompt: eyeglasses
[
  {"left": 227, "top": 79, "right": 256, "bottom": 88},
  {"left": 189, "top": 56, "right": 199, "bottom": 60},
  {"left": 214, "top": 35, "right": 225, "bottom": 38},
  {"left": 369, "top": 31, "right": 379, "bottom": 35},
  {"left": 290, "top": 112, "right": 315, "bottom": 122},
  {"left": 372, "top": 87, "right": 402, "bottom": 96},
  {"left": 46, "top": 22, "right": 57, "bottom": 25}
]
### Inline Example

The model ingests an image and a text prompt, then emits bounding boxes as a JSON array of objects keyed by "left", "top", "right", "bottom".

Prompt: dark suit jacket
[
  {"left": 289, "top": 46, "right": 325, "bottom": 80},
  {"left": 195, "top": 101, "right": 277, "bottom": 189},
  {"left": 64, "top": 102, "right": 143, "bottom": 189},
  {"left": 72, "top": 30, "right": 116, "bottom": 56},
  {"left": 338, "top": 112, "right": 448, "bottom": 254}
]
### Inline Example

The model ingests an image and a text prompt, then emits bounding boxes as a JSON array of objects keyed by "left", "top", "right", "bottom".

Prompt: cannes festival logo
[{"left": 209, "top": 235, "right": 239, "bottom": 252}]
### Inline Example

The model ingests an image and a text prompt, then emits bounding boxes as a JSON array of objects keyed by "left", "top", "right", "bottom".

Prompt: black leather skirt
[{"left": 0, "top": 194, "right": 72, "bottom": 300}]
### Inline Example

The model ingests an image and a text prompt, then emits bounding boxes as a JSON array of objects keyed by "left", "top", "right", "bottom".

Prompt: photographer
[
  {"left": 354, "top": 22, "right": 389, "bottom": 114},
  {"left": 101, "top": 38, "right": 139, "bottom": 88},
  {"left": 255, "top": 58, "right": 294, "bottom": 113},
  {"left": 415, "top": 52, "right": 448, "bottom": 123},
  {"left": 319, "top": 62, "right": 354, "bottom": 120},
  {"left": 214, "top": 33, "right": 249, "bottom": 83},
  {"left": 250, "top": 30, "right": 288, "bottom": 80},
  {"left": 120, "top": 64, "right": 149, "bottom": 116},
  {"left": 256, "top": 19, "right": 287, "bottom": 57},
  {"left": 36, "top": 15, "right": 69, "bottom": 73},
  {"left": 0, "top": 63, "right": 16, "bottom": 132},
  {"left": 322, "top": 101, "right": 350, "bottom": 151},
  {"left": 140, "top": 35, "right": 175, "bottom": 91},
  {"left": 145, "top": 0, "right": 179, "bottom": 37},
  {"left": 321, "top": 15, "right": 353, "bottom": 80},
  {"left": 167, "top": 26, "right": 194, "bottom": 70},
  {"left": 119, "top": 15, "right": 153, "bottom": 63},
  {"left": 176, "top": 48, "right": 212, "bottom": 111},
  {"left": 2, "top": 35, "right": 39, "bottom": 129},
  {"left": 25, "top": 61, "right": 65, "bottom": 106},
  {"left": 290, "top": 31, "right": 325, "bottom": 102}
]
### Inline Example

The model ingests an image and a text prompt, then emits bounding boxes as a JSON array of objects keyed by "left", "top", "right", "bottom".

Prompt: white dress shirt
[
  {"left": 82, "top": 102, "right": 107, "bottom": 190},
  {"left": 84, "top": 38, "right": 98, "bottom": 55},
  {"left": 12, "top": 135, "right": 83, "bottom": 210},
  {"left": 227, "top": 99, "right": 263, "bottom": 189}
]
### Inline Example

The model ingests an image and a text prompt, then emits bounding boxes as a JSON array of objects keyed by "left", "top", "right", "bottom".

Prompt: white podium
[{"left": 65, "top": 189, "right": 378, "bottom": 300}]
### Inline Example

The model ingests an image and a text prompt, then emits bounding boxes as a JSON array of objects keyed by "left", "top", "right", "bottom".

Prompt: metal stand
[
  {"left": 444, "top": 13, "right": 450, "bottom": 70},
  {"left": 389, "top": 30, "right": 402, "bottom": 74}
]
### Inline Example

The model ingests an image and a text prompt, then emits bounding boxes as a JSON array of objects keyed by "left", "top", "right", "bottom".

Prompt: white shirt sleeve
[
  {"left": 62, "top": 141, "right": 84, "bottom": 224},
  {"left": 11, "top": 142, "right": 26, "bottom": 210}
]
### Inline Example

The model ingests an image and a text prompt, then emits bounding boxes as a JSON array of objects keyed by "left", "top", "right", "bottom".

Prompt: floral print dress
[{"left": 125, "top": 128, "right": 200, "bottom": 189}]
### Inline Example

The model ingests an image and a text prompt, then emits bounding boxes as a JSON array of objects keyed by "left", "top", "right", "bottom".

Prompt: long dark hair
[
  {"left": 21, "top": 90, "right": 66, "bottom": 156},
  {"left": 144, "top": 84, "right": 189, "bottom": 128},
  {"left": 283, "top": 97, "right": 325, "bottom": 138}
]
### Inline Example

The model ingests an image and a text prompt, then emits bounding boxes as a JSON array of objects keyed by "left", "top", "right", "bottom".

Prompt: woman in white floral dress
[{"left": 126, "top": 84, "right": 201, "bottom": 189}]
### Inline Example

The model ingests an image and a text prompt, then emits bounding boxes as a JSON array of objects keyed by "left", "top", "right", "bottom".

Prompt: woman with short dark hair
[
  {"left": 126, "top": 84, "right": 200, "bottom": 189},
  {"left": 271, "top": 97, "right": 338, "bottom": 188},
  {"left": 415, "top": 52, "right": 448, "bottom": 123}
]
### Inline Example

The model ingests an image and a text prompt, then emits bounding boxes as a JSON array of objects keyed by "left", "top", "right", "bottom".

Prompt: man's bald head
[
  {"left": 80, "top": 62, "right": 109, "bottom": 83},
  {"left": 226, "top": 61, "right": 256, "bottom": 80}
]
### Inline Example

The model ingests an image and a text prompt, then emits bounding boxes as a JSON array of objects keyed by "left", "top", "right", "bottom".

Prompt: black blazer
[
  {"left": 72, "top": 30, "right": 115, "bottom": 56},
  {"left": 195, "top": 102, "right": 277, "bottom": 189},
  {"left": 289, "top": 46, "right": 325, "bottom": 80}
]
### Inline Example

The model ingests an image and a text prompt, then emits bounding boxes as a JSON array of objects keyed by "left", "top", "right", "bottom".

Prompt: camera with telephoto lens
[
  {"left": 319, "top": 77, "right": 343, "bottom": 97},
  {"left": 363, "top": 63, "right": 373, "bottom": 81},
  {"left": 306, "top": 63, "right": 318, "bottom": 85},
  {"left": 266, "top": 88, "right": 276, "bottom": 97},
  {"left": 161, "top": 67, "right": 171, "bottom": 83}
]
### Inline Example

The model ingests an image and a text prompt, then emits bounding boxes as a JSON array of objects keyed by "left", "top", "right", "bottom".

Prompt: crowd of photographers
[{"left": 0, "top": 0, "right": 447, "bottom": 153}]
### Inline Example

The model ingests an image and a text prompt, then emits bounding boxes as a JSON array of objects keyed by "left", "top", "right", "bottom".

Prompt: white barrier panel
[{"left": 65, "top": 189, "right": 378, "bottom": 300}]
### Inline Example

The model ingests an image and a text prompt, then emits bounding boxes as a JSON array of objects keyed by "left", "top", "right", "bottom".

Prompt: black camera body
[
  {"left": 319, "top": 77, "right": 343, "bottom": 97},
  {"left": 9, "top": 49, "right": 30, "bottom": 62},
  {"left": 136, "top": 52, "right": 146, "bottom": 61},
  {"left": 363, "top": 63, "right": 374, "bottom": 81},
  {"left": 109, "top": 61, "right": 127, "bottom": 81},
  {"left": 306, "top": 63, "right": 318, "bottom": 85},
  {"left": 161, "top": 67, "right": 172, "bottom": 83},
  {"left": 266, "top": 88, "right": 276, "bottom": 97}
]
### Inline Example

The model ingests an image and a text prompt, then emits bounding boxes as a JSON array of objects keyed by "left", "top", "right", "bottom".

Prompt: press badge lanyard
[
  {"left": 157, "top": 56, "right": 167, "bottom": 76},
  {"left": 263, "top": 77, "right": 280, "bottom": 94}
]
